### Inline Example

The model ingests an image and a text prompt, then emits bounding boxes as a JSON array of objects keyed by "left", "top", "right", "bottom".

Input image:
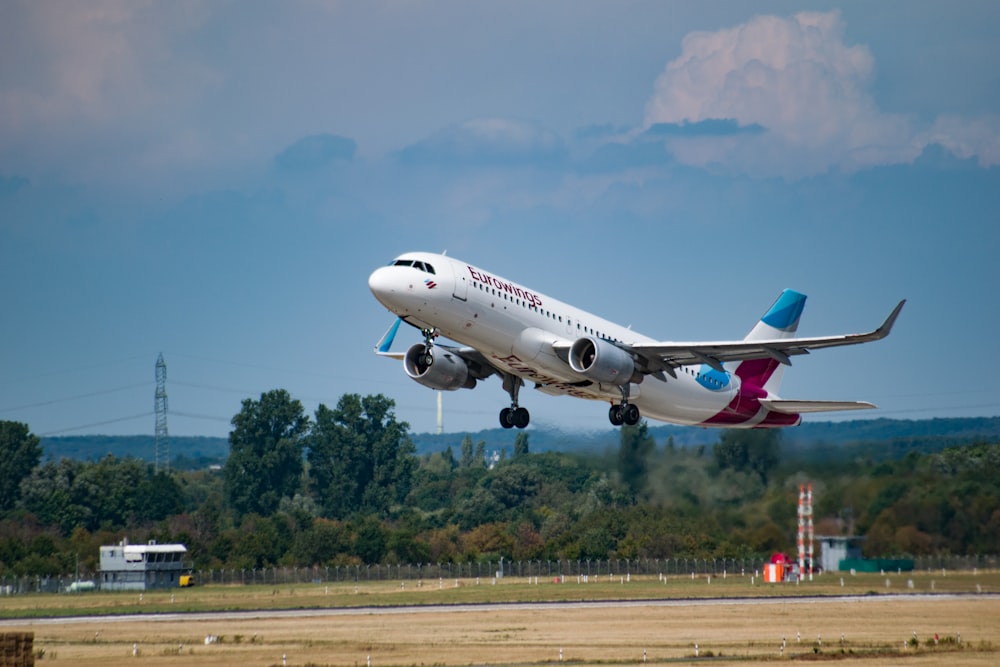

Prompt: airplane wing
[
  {"left": 447, "top": 346, "right": 501, "bottom": 381},
  {"left": 760, "top": 399, "right": 876, "bottom": 414},
  {"left": 628, "top": 300, "right": 905, "bottom": 375}
]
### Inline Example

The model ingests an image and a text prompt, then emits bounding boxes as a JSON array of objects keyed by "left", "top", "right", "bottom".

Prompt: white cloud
[
  {"left": 0, "top": 1, "right": 221, "bottom": 181},
  {"left": 642, "top": 11, "right": 999, "bottom": 175},
  {"left": 921, "top": 115, "right": 1000, "bottom": 168}
]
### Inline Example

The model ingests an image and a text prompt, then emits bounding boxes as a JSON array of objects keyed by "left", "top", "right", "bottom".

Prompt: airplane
[{"left": 368, "top": 252, "right": 904, "bottom": 430}]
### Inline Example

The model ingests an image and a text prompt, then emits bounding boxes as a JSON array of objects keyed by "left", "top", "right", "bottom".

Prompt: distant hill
[
  {"left": 42, "top": 435, "right": 229, "bottom": 468},
  {"left": 41, "top": 416, "right": 1000, "bottom": 466},
  {"left": 410, "top": 416, "right": 1000, "bottom": 459}
]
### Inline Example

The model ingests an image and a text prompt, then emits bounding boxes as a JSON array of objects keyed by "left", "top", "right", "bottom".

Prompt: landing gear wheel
[
  {"left": 500, "top": 406, "right": 530, "bottom": 429},
  {"left": 609, "top": 404, "right": 624, "bottom": 426},
  {"left": 422, "top": 352, "right": 434, "bottom": 367},
  {"left": 624, "top": 403, "right": 640, "bottom": 426},
  {"left": 499, "top": 374, "right": 528, "bottom": 430},
  {"left": 500, "top": 407, "right": 514, "bottom": 429}
]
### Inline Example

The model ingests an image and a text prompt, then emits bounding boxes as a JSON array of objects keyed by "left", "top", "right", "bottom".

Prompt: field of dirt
[{"left": 2, "top": 575, "right": 998, "bottom": 666}]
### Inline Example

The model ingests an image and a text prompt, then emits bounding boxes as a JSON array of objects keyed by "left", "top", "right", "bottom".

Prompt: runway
[
  {"left": 3, "top": 592, "right": 998, "bottom": 666},
  {"left": 3, "top": 591, "right": 993, "bottom": 626}
]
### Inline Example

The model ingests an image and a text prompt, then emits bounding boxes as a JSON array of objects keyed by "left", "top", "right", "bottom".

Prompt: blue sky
[{"left": 2, "top": 1, "right": 998, "bottom": 439}]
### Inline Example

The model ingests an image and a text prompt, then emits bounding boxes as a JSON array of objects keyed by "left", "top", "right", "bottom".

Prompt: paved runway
[{"left": 4, "top": 592, "right": 993, "bottom": 627}]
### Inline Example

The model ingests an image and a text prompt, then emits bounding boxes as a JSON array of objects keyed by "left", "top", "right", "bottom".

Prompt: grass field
[{"left": 1, "top": 571, "right": 998, "bottom": 665}]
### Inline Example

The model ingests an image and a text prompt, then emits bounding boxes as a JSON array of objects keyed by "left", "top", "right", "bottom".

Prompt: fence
[
  {"left": 188, "top": 557, "right": 770, "bottom": 586},
  {"left": 3, "top": 554, "right": 997, "bottom": 595}
]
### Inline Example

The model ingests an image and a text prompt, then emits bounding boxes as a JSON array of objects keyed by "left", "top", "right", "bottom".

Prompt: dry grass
[{"left": 2, "top": 572, "right": 998, "bottom": 666}]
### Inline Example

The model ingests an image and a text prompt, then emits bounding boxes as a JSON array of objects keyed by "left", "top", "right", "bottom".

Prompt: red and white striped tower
[
  {"left": 797, "top": 485, "right": 806, "bottom": 577},
  {"left": 806, "top": 484, "right": 814, "bottom": 581}
]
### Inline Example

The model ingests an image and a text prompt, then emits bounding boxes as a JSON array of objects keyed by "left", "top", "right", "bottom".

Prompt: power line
[
  {"left": 38, "top": 413, "right": 153, "bottom": 437},
  {"left": 0, "top": 382, "right": 150, "bottom": 413}
]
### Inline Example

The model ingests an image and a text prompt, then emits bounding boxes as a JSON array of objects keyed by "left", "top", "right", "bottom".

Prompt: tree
[
  {"left": 618, "top": 421, "right": 655, "bottom": 499},
  {"left": 713, "top": 429, "right": 781, "bottom": 485},
  {"left": 513, "top": 432, "right": 530, "bottom": 458},
  {"left": 474, "top": 440, "right": 487, "bottom": 468},
  {"left": 18, "top": 459, "right": 88, "bottom": 533},
  {"left": 0, "top": 421, "right": 42, "bottom": 513},
  {"left": 487, "top": 463, "right": 541, "bottom": 509},
  {"left": 459, "top": 434, "right": 474, "bottom": 468},
  {"left": 307, "top": 394, "right": 415, "bottom": 519},
  {"left": 224, "top": 389, "right": 309, "bottom": 517},
  {"left": 353, "top": 515, "right": 387, "bottom": 564}
]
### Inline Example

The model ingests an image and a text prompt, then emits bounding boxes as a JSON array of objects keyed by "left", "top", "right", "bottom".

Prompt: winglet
[
  {"left": 874, "top": 300, "right": 906, "bottom": 339},
  {"left": 375, "top": 318, "right": 406, "bottom": 359}
]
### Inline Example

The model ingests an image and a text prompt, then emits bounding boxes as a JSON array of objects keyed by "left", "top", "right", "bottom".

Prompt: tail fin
[
  {"left": 728, "top": 289, "right": 807, "bottom": 393},
  {"left": 374, "top": 318, "right": 406, "bottom": 359}
]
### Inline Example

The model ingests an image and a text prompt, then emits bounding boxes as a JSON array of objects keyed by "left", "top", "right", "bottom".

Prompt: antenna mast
[
  {"left": 436, "top": 391, "right": 443, "bottom": 435},
  {"left": 154, "top": 353, "right": 169, "bottom": 473}
]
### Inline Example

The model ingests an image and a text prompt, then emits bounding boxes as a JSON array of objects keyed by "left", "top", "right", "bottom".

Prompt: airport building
[
  {"left": 99, "top": 540, "right": 188, "bottom": 591},
  {"left": 817, "top": 535, "right": 864, "bottom": 572}
]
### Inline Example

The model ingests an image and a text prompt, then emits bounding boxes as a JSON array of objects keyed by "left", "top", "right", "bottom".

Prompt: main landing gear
[
  {"left": 608, "top": 384, "right": 640, "bottom": 426},
  {"left": 499, "top": 374, "right": 529, "bottom": 429}
]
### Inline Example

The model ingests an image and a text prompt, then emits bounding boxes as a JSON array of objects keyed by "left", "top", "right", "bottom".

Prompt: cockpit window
[{"left": 392, "top": 259, "right": 435, "bottom": 274}]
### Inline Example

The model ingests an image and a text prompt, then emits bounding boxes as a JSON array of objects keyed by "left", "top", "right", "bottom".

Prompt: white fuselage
[{"left": 369, "top": 252, "right": 765, "bottom": 427}]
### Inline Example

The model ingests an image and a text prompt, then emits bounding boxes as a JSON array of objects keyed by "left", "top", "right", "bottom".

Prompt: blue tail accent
[
  {"left": 761, "top": 289, "right": 806, "bottom": 331},
  {"left": 376, "top": 318, "right": 402, "bottom": 353}
]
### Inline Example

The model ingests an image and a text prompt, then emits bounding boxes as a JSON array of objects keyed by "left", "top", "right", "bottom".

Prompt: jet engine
[
  {"left": 568, "top": 336, "right": 636, "bottom": 385},
  {"left": 403, "top": 343, "right": 477, "bottom": 391}
]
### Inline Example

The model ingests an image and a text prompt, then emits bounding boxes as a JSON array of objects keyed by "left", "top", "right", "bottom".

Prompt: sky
[{"left": 2, "top": 1, "right": 999, "bottom": 440}]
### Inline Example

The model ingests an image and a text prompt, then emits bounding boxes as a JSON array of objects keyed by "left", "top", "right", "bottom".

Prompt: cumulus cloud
[
  {"left": 0, "top": 1, "right": 219, "bottom": 181},
  {"left": 920, "top": 115, "right": 1000, "bottom": 168},
  {"left": 644, "top": 119, "right": 765, "bottom": 138},
  {"left": 397, "top": 118, "right": 566, "bottom": 166},
  {"left": 641, "top": 11, "right": 999, "bottom": 175}
]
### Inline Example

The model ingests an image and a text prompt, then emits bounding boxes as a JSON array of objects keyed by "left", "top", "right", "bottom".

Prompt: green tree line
[{"left": 1, "top": 392, "right": 998, "bottom": 577}]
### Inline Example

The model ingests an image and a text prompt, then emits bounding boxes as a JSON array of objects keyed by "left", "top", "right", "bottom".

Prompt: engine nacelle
[
  {"left": 568, "top": 336, "right": 636, "bottom": 385},
  {"left": 403, "top": 343, "right": 477, "bottom": 391}
]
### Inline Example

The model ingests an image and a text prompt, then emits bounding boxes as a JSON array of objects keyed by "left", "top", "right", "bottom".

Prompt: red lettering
[
  {"left": 493, "top": 354, "right": 590, "bottom": 397},
  {"left": 466, "top": 265, "right": 544, "bottom": 308}
]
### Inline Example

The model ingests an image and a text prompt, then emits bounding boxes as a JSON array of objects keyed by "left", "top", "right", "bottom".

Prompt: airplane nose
[{"left": 368, "top": 266, "right": 395, "bottom": 300}]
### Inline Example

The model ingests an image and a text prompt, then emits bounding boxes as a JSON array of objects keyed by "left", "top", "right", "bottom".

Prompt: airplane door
[{"left": 451, "top": 262, "right": 468, "bottom": 301}]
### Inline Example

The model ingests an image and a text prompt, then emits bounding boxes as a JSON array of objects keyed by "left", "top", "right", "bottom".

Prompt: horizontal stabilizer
[{"left": 759, "top": 399, "right": 877, "bottom": 414}]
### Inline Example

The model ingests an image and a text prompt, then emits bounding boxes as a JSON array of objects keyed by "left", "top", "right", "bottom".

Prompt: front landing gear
[
  {"left": 419, "top": 327, "right": 439, "bottom": 366},
  {"left": 608, "top": 384, "right": 640, "bottom": 426},
  {"left": 499, "top": 374, "right": 530, "bottom": 429}
]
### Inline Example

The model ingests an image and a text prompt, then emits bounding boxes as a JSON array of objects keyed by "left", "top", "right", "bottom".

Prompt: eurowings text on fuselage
[{"left": 368, "top": 252, "right": 904, "bottom": 430}]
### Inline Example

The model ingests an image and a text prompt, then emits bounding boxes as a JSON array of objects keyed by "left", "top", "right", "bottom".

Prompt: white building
[
  {"left": 816, "top": 536, "right": 864, "bottom": 572},
  {"left": 99, "top": 540, "right": 188, "bottom": 591}
]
